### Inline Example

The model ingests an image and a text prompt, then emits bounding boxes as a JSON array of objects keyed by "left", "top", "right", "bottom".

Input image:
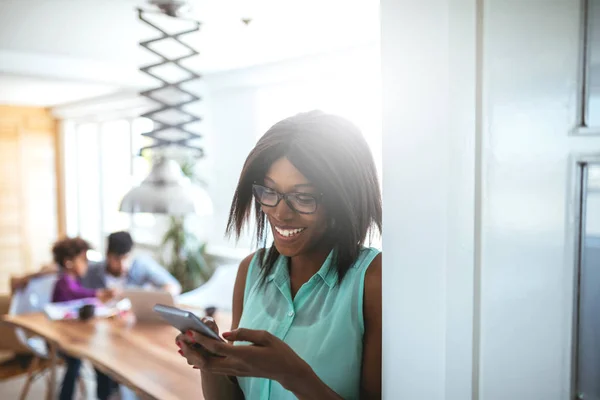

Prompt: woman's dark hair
[
  {"left": 227, "top": 110, "right": 382, "bottom": 282},
  {"left": 106, "top": 231, "right": 134, "bottom": 256},
  {"left": 52, "top": 237, "right": 91, "bottom": 269}
]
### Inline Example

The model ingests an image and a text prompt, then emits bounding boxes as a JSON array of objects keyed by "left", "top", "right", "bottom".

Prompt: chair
[
  {"left": 9, "top": 274, "right": 87, "bottom": 400},
  {"left": 176, "top": 263, "right": 239, "bottom": 311},
  {"left": 0, "top": 293, "right": 32, "bottom": 357},
  {"left": 0, "top": 294, "right": 34, "bottom": 380}
]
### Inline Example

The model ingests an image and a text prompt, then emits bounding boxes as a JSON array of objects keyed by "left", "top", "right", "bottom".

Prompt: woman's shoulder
[
  {"left": 363, "top": 252, "right": 381, "bottom": 312},
  {"left": 347, "top": 247, "right": 381, "bottom": 271},
  {"left": 237, "top": 250, "right": 264, "bottom": 285},
  {"left": 240, "top": 247, "right": 271, "bottom": 268},
  {"left": 364, "top": 252, "right": 382, "bottom": 288},
  {"left": 362, "top": 246, "right": 381, "bottom": 258},
  {"left": 233, "top": 249, "right": 268, "bottom": 319},
  {"left": 238, "top": 251, "right": 257, "bottom": 276}
]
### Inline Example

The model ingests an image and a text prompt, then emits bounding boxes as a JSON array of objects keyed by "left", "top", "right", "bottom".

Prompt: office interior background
[{"left": 0, "top": 0, "right": 599, "bottom": 399}]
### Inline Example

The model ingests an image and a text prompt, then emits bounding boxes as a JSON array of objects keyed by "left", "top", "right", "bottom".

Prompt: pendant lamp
[
  {"left": 120, "top": 1, "right": 211, "bottom": 216},
  {"left": 119, "top": 157, "right": 212, "bottom": 215}
]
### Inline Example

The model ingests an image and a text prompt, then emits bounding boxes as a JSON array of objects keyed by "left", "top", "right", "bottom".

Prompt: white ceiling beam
[{"left": 0, "top": 49, "right": 151, "bottom": 88}]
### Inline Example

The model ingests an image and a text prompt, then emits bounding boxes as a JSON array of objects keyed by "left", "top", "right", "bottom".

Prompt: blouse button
[{"left": 288, "top": 310, "right": 295, "bottom": 317}]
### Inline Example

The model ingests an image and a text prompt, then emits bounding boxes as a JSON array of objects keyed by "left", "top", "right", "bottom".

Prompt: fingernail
[
  {"left": 178, "top": 350, "right": 183, "bottom": 356},
  {"left": 176, "top": 341, "right": 181, "bottom": 348},
  {"left": 222, "top": 332, "right": 232, "bottom": 339},
  {"left": 186, "top": 331, "right": 194, "bottom": 339},
  {"left": 193, "top": 366, "right": 199, "bottom": 369}
]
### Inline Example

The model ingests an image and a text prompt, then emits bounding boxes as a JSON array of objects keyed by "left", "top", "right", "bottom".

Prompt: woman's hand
[
  {"left": 176, "top": 317, "right": 222, "bottom": 361},
  {"left": 177, "top": 328, "right": 311, "bottom": 392}
]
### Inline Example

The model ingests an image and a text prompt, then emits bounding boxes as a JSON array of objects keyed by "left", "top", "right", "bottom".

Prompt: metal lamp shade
[{"left": 119, "top": 158, "right": 212, "bottom": 216}]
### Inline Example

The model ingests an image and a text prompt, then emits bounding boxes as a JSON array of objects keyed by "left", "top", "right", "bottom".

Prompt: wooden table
[{"left": 2, "top": 310, "right": 231, "bottom": 400}]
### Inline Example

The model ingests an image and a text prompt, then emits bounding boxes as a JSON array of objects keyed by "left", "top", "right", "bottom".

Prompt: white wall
[
  {"left": 381, "top": 0, "right": 477, "bottom": 398},
  {"left": 478, "top": 1, "right": 588, "bottom": 398},
  {"left": 203, "top": 86, "right": 260, "bottom": 250},
  {"left": 381, "top": 0, "right": 600, "bottom": 399}
]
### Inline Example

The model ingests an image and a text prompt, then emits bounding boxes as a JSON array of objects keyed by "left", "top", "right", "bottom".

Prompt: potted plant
[{"left": 160, "top": 160, "right": 214, "bottom": 293}]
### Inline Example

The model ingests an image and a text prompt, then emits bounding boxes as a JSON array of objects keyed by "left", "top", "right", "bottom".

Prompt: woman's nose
[{"left": 274, "top": 198, "right": 294, "bottom": 220}]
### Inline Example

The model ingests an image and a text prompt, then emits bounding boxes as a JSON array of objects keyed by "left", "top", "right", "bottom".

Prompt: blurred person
[
  {"left": 11, "top": 233, "right": 181, "bottom": 399},
  {"left": 176, "top": 111, "right": 382, "bottom": 399},
  {"left": 12, "top": 231, "right": 181, "bottom": 296},
  {"left": 50, "top": 237, "right": 118, "bottom": 400},
  {"left": 82, "top": 231, "right": 181, "bottom": 296}
]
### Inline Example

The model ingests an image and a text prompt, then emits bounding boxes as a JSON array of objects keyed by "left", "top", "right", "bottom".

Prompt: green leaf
[{"left": 159, "top": 210, "right": 215, "bottom": 293}]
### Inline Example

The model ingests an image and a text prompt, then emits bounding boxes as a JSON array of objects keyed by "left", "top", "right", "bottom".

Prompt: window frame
[{"left": 576, "top": 0, "right": 600, "bottom": 135}]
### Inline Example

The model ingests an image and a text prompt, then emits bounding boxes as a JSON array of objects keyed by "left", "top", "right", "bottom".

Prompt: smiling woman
[{"left": 176, "top": 110, "right": 382, "bottom": 400}]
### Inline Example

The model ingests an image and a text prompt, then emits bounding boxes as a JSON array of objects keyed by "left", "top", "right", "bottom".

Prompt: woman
[{"left": 177, "top": 110, "right": 382, "bottom": 399}]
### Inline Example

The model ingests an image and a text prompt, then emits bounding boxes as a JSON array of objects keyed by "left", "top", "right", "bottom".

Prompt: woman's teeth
[{"left": 275, "top": 227, "right": 305, "bottom": 238}]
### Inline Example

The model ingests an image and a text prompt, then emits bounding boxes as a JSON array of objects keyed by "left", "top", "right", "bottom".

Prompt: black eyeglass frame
[{"left": 252, "top": 183, "right": 323, "bottom": 215}]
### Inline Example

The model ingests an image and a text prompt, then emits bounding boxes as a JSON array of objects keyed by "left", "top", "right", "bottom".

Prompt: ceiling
[
  {"left": 0, "top": 75, "right": 121, "bottom": 106},
  {"left": 0, "top": 0, "right": 379, "bottom": 106}
]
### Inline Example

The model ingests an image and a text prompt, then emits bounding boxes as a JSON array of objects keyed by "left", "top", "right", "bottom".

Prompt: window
[
  {"left": 574, "top": 162, "right": 600, "bottom": 399},
  {"left": 64, "top": 117, "right": 156, "bottom": 252},
  {"left": 579, "top": 0, "right": 600, "bottom": 131}
]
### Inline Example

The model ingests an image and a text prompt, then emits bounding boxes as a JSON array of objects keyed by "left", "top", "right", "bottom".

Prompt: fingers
[
  {"left": 177, "top": 339, "right": 243, "bottom": 375},
  {"left": 176, "top": 333, "right": 187, "bottom": 345},
  {"left": 202, "top": 317, "right": 219, "bottom": 334},
  {"left": 222, "top": 328, "right": 272, "bottom": 346},
  {"left": 178, "top": 330, "right": 230, "bottom": 357},
  {"left": 178, "top": 340, "right": 206, "bottom": 367},
  {"left": 187, "top": 331, "right": 234, "bottom": 356}
]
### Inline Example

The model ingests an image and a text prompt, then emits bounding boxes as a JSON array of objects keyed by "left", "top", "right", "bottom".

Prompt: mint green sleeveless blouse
[{"left": 236, "top": 247, "right": 380, "bottom": 400}]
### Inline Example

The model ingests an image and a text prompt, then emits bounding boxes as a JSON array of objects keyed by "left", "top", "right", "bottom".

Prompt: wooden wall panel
[{"left": 0, "top": 106, "right": 59, "bottom": 294}]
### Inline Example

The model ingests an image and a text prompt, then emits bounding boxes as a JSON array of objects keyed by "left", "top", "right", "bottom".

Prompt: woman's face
[{"left": 260, "top": 157, "right": 328, "bottom": 257}]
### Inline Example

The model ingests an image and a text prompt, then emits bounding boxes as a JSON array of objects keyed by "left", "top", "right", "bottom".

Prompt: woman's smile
[{"left": 272, "top": 225, "right": 307, "bottom": 242}]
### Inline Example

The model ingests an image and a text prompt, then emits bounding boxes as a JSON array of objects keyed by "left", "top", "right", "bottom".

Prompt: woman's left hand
[{"left": 177, "top": 328, "right": 311, "bottom": 390}]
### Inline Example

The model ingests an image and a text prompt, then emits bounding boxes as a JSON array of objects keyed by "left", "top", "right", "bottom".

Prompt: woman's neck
[{"left": 289, "top": 244, "right": 333, "bottom": 281}]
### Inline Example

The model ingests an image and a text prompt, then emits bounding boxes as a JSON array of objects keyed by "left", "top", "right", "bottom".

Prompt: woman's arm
[
  {"left": 281, "top": 368, "right": 344, "bottom": 400},
  {"left": 361, "top": 253, "right": 382, "bottom": 399},
  {"left": 199, "top": 252, "right": 254, "bottom": 400}
]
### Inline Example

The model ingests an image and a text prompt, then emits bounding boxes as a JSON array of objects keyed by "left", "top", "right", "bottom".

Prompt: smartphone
[{"left": 153, "top": 304, "right": 224, "bottom": 342}]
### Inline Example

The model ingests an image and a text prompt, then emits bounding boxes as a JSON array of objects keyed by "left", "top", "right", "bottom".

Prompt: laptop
[{"left": 122, "top": 288, "right": 175, "bottom": 324}]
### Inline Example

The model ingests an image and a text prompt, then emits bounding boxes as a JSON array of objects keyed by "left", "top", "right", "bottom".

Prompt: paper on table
[{"left": 44, "top": 298, "right": 131, "bottom": 321}]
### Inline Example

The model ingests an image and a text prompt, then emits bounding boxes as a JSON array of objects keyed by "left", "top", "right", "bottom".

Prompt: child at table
[{"left": 51, "top": 237, "right": 118, "bottom": 400}]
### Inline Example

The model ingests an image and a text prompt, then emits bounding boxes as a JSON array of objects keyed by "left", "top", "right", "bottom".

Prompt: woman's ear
[{"left": 64, "top": 259, "right": 73, "bottom": 270}]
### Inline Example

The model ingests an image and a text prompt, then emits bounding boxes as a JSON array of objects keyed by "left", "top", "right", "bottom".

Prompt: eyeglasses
[{"left": 252, "top": 184, "right": 321, "bottom": 214}]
